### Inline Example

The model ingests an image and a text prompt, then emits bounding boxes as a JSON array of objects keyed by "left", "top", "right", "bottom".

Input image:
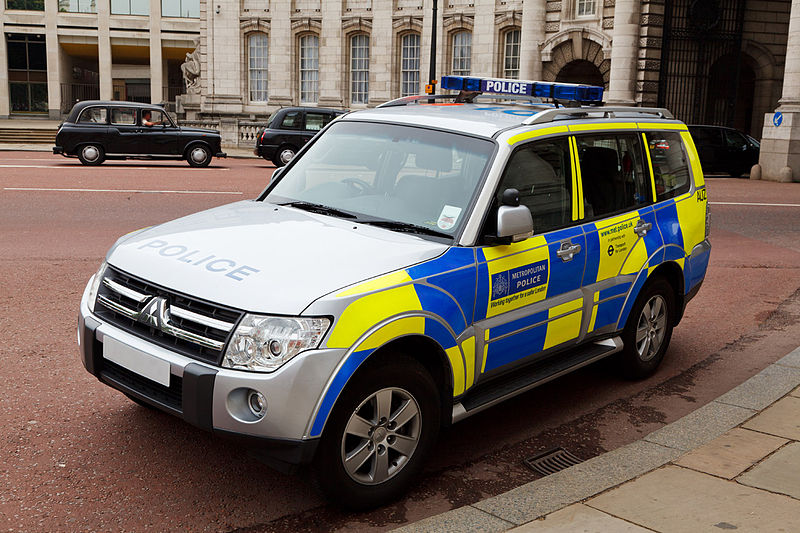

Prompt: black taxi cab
[
  {"left": 53, "top": 101, "right": 226, "bottom": 167},
  {"left": 254, "top": 106, "right": 346, "bottom": 166}
]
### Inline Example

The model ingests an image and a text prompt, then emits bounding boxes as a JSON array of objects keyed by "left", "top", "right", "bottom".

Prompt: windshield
[{"left": 264, "top": 121, "right": 495, "bottom": 237}]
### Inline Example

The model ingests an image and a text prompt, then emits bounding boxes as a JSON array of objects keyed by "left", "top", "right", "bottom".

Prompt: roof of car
[
  {"left": 344, "top": 101, "right": 682, "bottom": 139},
  {"left": 65, "top": 100, "right": 165, "bottom": 121}
]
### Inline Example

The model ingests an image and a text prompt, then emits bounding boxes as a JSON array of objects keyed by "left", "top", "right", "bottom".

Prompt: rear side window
[
  {"left": 280, "top": 110, "right": 303, "bottom": 130},
  {"left": 110, "top": 107, "right": 136, "bottom": 125},
  {"left": 576, "top": 134, "right": 650, "bottom": 219},
  {"left": 645, "top": 132, "right": 691, "bottom": 201},
  {"left": 78, "top": 107, "right": 107, "bottom": 124},
  {"left": 497, "top": 137, "right": 573, "bottom": 234}
]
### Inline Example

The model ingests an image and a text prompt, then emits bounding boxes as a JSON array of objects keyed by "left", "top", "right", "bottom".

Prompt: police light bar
[{"left": 440, "top": 75, "right": 604, "bottom": 104}]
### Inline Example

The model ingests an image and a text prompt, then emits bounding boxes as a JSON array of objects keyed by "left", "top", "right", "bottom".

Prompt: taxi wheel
[
  {"left": 618, "top": 277, "right": 675, "bottom": 380},
  {"left": 186, "top": 145, "right": 212, "bottom": 168},
  {"left": 313, "top": 355, "right": 440, "bottom": 510},
  {"left": 78, "top": 144, "right": 104, "bottom": 166},
  {"left": 273, "top": 145, "right": 296, "bottom": 167}
]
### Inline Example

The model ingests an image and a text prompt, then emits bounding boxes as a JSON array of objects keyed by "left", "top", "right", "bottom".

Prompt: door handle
[
  {"left": 634, "top": 220, "right": 653, "bottom": 237},
  {"left": 556, "top": 241, "right": 582, "bottom": 262}
]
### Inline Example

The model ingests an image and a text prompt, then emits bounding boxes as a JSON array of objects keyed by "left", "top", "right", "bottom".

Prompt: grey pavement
[{"left": 397, "top": 346, "right": 800, "bottom": 532}]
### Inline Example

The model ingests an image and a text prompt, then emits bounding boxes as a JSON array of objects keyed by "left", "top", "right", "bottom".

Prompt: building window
[
  {"left": 110, "top": 0, "right": 149, "bottom": 15},
  {"left": 6, "top": 33, "right": 48, "bottom": 113},
  {"left": 299, "top": 34, "right": 319, "bottom": 103},
  {"left": 400, "top": 33, "right": 420, "bottom": 97},
  {"left": 350, "top": 34, "right": 370, "bottom": 105},
  {"left": 58, "top": 0, "right": 96, "bottom": 12},
  {"left": 503, "top": 29, "right": 521, "bottom": 79},
  {"left": 452, "top": 31, "right": 472, "bottom": 76},
  {"left": 248, "top": 33, "right": 269, "bottom": 102},
  {"left": 5, "top": 0, "right": 43, "bottom": 9},
  {"left": 162, "top": 0, "right": 199, "bottom": 18},
  {"left": 577, "top": 0, "right": 596, "bottom": 17}
]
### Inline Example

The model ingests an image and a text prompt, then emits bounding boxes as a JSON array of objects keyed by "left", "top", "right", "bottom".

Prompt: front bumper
[
  {"left": 215, "top": 152, "right": 227, "bottom": 158},
  {"left": 78, "top": 280, "right": 343, "bottom": 466}
]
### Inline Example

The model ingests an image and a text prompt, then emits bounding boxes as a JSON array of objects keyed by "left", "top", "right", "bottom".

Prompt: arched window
[
  {"left": 503, "top": 29, "right": 521, "bottom": 79},
  {"left": 248, "top": 32, "right": 268, "bottom": 102},
  {"left": 299, "top": 34, "right": 319, "bottom": 103},
  {"left": 452, "top": 31, "right": 472, "bottom": 76},
  {"left": 350, "top": 34, "right": 370, "bottom": 104},
  {"left": 400, "top": 32, "right": 421, "bottom": 97}
]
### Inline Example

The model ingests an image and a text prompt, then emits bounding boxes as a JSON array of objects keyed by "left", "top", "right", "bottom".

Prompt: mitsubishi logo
[{"left": 137, "top": 296, "right": 170, "bottom": 330}]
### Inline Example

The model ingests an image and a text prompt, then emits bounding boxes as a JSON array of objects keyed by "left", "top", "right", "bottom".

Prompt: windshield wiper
[
  {"left": 280, "top": 201, "right": 358, "bottom": 219},
  {"left": 358, "top": 219, "right": 452, "bottom": 239}
]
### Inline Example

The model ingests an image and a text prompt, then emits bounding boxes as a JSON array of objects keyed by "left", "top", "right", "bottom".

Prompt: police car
[{"left": 78, "top": 76, "right": 711, "bottom": 509}]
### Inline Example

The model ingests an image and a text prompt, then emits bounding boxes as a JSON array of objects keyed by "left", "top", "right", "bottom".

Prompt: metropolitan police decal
[{"left": 490, "top": 260, "right": 548, "bottom": 309}]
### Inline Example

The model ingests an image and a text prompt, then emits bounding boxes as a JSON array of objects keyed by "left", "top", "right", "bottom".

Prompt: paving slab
[
  {"left": 742, "top": 396, "right": 800, "bottom": 440},
  {"left": 776, "top": 347, "right": 800, "bottom": 369},
  {"left": 392, "top": 504, "right": 513, "bottom": 533},
  {"left": 716, "top": 363, "right": 800, "bottom": 410},
  {"left": 588, "top": 465, "right": 800, "bottom": 533},
  {"left": 674, "top": 427, "right": 788, "bottom": 479},
  {"left": 472, "top": 440, "right": 681, "bottom": 525},
  {"left": 791, "top": 386, "right": 800, "bottom": 398},
  {"left": 510, "top": 504, "right": 652, "bottom": 532},
  {"left": 738, "top": 442, "right": 800, "bottom": 499},
  {"left": 643, "top": 401, "right": 755, "bottom": 451}
]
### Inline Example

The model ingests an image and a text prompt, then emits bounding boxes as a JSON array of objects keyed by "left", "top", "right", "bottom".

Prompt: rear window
[
  {"left": 645, "top": 131, "right": 691, "bottom": 201},
  {"left": 110, "top": 107, "right": 136, "bottom": 125},
  {"left": 280, "top": 110, "right": 303, "bottom": 130},
  {"left": 78, "top": 107, "right": 107, "bottom": 124}
]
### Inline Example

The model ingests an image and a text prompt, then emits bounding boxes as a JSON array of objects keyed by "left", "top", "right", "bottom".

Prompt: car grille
[
  {"left": 101, "top": 359, "right": 183, "bottom": 413},
  {"left": 94, "top": 266, "right": 244, "bottom": 364}
]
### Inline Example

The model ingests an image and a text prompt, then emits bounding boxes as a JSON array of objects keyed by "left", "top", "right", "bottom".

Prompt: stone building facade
[{"left": 1, "top": 0, "right": 799, "bottom": 180}]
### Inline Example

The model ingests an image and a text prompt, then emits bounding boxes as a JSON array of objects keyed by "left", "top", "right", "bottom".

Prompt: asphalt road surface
[{"left": 2, "top": 152, "right": 800, "bottom": 532}]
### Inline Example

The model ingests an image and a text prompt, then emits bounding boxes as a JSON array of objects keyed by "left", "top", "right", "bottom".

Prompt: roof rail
[
  {"left": 377, "top": 94, "right": 459, "bottom": 108},
  {"left": 523, "top": 106, "right": 674, "bottom": 125}
]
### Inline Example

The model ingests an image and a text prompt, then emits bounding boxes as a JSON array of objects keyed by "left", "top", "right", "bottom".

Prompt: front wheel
[
  {"left": 313, "top": 355, "right": 440, "bottom": 510},
  {"left": 617, "top": 277, "right": 676, "bottom": 380},
  {"left": 186, "top": 145, "right": 212, "bottom": 168}
]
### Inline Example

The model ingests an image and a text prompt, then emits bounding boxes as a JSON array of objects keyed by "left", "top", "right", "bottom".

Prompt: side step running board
[{"left": 452, "top": 337, "right": 623, "bottom": 423}]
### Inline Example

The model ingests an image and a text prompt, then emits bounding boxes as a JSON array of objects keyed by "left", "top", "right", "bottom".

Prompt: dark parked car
[
  {"left": 54, "top": 100, "right": 226, "bottom": 167},
  {"left": 688, "top": 125, "right": 760, "bottom": 178},
  {"left": 254, "top": 107, "right": 346, "bottom": 166}
]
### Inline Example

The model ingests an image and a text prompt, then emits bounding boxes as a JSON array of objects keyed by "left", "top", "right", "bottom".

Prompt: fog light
[{"left": 247, "top": 390, "right": 267, "bottom": 418}]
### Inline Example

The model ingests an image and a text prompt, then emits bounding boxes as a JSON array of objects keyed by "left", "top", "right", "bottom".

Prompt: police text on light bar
[{"left": 440, "top": 75, "right": 604, "bottom": 105}]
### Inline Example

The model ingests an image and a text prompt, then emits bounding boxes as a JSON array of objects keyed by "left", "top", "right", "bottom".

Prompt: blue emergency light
[{"left": 440, "top": 75, "right": 604, "bottom": 105}]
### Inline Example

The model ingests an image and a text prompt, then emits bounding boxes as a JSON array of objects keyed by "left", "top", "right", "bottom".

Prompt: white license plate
[{"left": 103, "top": 336, "right": 171, "bottom": 387}]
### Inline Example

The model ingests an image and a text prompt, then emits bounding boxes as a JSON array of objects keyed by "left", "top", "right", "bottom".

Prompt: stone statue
[{"left": 181, "top": 39, "right": 201, "bottom": 94}]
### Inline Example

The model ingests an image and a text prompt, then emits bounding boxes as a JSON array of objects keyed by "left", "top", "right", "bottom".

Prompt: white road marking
[
  {"left": 0, "top": 164, "right": 229, "bottom": 170},
  {"left": 4, "top": 187, "right": 243, "bottom": 195},
  {"left": 710, "top": 201, "right": 800, "bottom": 208}
]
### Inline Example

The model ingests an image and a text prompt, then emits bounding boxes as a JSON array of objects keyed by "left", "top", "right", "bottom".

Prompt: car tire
[
  {"left": 272, "top": 145, "right": 297, "bottom": 167},
  {"left": 78, "top": 144, "right": 105, "bottom": 166},
  {"left": 617, "top": 277, "right": 675, "bottom": 380},
  {"left": 186, "top": 144, "right": 212, "bottom": 168},
  {"left": 313, "top": 354, "right": 441, "bottom": 510}
]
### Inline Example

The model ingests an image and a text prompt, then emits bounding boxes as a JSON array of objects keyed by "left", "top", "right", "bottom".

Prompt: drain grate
[{"left": 524, "top": 447, "right": 584, "bottom": 476}]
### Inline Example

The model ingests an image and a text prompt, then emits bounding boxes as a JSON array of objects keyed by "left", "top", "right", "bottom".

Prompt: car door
[
  {"left": 107, "top": 106, "right": 140, "bottom": 155},
  {"left": 137, "top": 108, "right": 179, "bottom": 155},
  {"left": 303, "top": 111, "right": 330, "bottom": 145},
  {"left": 473, "top": 135, "right": 587, "bottom": 377},
  {"left": 575, "top": 132, "right": 663, "bottom": 336}
]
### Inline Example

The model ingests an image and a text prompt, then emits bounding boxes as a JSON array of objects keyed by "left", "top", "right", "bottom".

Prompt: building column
[
  {"left": 0, "top": 12, "right": 8, "bottom": 118},
  {"left": 472, "top": 0, "right": 495, "bottom": 77},
  {"left": 370, "top": 2, "right": 393, "bottom": 105},
  {"left": 268, "top": 0, "right": 292, "bottom": 106},
  {"left": 98, "top": 0, "right": 112, "bottom": 100},
  {"left": 44, "top": 1, "right": 61, "bottom": 118},
  {"left": 520, "top": 0, "right": 546, "bottom": 80},
  {"left": 318, "top": 1, "right": 344, "bottom": 108},
  {"left": 756, "top": 0, "right": 800, "bottom": 182},
  {"left": 606, "top": 0, "right": 640, "bottom": 104},
  {"left": 149, "top": 0, "right": 163, "bottom": 104}
]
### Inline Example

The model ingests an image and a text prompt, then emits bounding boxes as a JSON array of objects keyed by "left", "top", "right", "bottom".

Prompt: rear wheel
[
  {"left": 617, "top": 277, "right": 675, "bottom": 380},
  {"left": 313, "top": 355, "right": 440, "bottom": 510},
  {"left": 78, "top": 144, "right": 104, "bottom": 166},
  {"left": 272, "top": 145, "right": 296, "bottom": 167},
  {"left": 186, "top": 144, "right": 212, "bottom": 167}
]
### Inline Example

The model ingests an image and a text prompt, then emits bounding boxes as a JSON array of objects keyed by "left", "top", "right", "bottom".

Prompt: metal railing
[
  {"left": 163, "top": 85, "right": 186, "bottom": 103},
  {"left": 60, "top": 83, "right": 100, "bottom": 113}
]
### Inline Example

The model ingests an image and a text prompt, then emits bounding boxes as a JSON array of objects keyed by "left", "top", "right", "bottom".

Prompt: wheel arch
[
  {"left": 183, "top": 139, "right": 212, "bottom": 156},
  {"left": 618, "top": 259, "right": 685, "bottom": 330}
]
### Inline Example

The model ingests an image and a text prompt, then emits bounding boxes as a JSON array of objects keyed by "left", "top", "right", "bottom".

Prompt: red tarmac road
[{"left": 1, "top": 152, "right": 800, "bottom": 532}]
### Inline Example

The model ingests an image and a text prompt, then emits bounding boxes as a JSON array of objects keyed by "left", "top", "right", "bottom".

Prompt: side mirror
[
  {"left": 496, "top": 188, "right": 533, "bottom": 243},
  {"left": 271, "top": 166, "right": 285, "bottom": 181}
]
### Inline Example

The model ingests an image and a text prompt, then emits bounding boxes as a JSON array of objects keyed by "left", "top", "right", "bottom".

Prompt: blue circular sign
[{"left": 774, "top": 112, "right": 783, "bottom": 127}]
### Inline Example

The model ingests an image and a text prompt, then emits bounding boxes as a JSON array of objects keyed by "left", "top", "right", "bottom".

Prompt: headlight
[
  {"left": 223, "top": 315, "right": 330, "bottom": 372},
  {"left": 87, "top": 261, "right": 108, "bottom": 312}
]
